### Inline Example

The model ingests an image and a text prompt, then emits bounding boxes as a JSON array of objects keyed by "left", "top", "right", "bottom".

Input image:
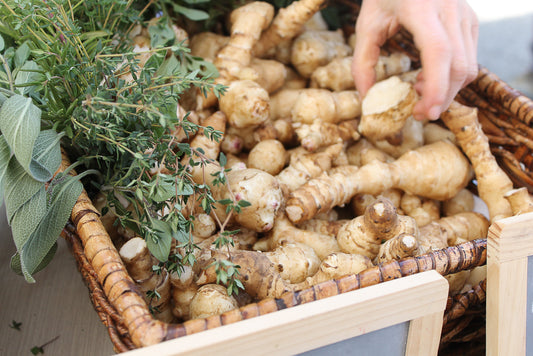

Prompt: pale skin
[{"left": 352, "top": 0, "right": 479, "bottom": 121}]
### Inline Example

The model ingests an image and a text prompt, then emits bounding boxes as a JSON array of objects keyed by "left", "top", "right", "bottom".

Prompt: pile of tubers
[{"left": 104, "top": 0, "right": 533, "bottom": 324}]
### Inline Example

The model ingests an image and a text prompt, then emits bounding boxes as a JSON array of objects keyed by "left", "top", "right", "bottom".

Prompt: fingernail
[
  {"left": 413, "top": 113, "right": 425, "bottom": 121},
  {"left": 428, "top": 105, "right": 441, "bottom": 120}
]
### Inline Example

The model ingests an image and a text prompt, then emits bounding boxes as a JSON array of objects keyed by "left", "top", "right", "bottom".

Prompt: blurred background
[
  {"left": 0, "top": 1, "right": 532, "bottom": 355},
  {"left": 470, "top": 0, "right": 533, "bottom": 98}
]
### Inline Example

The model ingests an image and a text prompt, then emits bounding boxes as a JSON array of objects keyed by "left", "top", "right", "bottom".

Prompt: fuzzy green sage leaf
[
  {"left": 171, "top": 4, "right": 209, "bottom": 21},
  {"left": 29, "top": 129, "right": 63, "bottom": 182},
  {"left": 0, "top": 94, "right": 41, "bottom": 176},
  {"left": 19, "top": 175, "right": 82, "bottom": 282},
  {"left": 10, "top": 242, "right": 57, "bottom": 278},
  {"left": 10, "top": 185, "right": 46, "bottom": 253},
  {"left": 0, "top": 135, "right": 12, "bottom": 203},
  {"left": 147, "top": 219, "right": 173, "bottom": 262},
  {"left": 4, "top": 158, "right": 43, "bottom": 224}
]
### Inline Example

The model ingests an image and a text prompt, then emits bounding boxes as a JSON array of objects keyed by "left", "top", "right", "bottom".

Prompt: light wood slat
[
  {"left": 122, "top": 270, "right": 448, "bottom": 356},
  {"left": 487, "top": 212, "right": 533, "bottom": 356}
]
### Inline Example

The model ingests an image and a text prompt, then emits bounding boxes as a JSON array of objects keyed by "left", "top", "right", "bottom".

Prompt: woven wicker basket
[{"left": 60, "top": 2, "right": 533, "bottom": 354}]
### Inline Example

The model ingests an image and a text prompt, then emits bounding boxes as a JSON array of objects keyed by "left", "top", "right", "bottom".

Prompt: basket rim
[{"left": 63, "top": 2, "right": 533, "bottom": 350}]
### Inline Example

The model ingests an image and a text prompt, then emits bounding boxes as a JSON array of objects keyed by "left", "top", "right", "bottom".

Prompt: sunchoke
[
  {"left": 441, "top": 101, "right": 513, "bottom": 222},
  {"left": 212, "top": 168, "right": 283, "bottom": 232},
  {"left": 358, "top": 76, "right": 417, "bottom": 142},
  {"left": 286, "top": 140, "right": 471, "bottom": 223},
  {"left": 189, "top": 284, "right": 239, "bottom": 319},
  {"left": 337, "top": 198, "right": 419, "bottom": 260}
]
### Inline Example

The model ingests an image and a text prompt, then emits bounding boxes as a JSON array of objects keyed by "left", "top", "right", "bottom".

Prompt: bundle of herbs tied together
[{"left": 0, "top": 0, "right": 265, "bottom": 286}]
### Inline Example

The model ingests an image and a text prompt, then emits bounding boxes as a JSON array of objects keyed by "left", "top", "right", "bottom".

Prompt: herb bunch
[{"left": 0, "top": 0, "right": 248, "bottom": 291}]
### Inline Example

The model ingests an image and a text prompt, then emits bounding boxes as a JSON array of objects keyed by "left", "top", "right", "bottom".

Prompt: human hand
[{"left": 352, "top": 0, "right": 479, "bottom": 120}]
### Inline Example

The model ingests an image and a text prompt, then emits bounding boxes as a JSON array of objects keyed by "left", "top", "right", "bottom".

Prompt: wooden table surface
[{"left": 0, "top": 205, "right": 116, "bottom": 356}]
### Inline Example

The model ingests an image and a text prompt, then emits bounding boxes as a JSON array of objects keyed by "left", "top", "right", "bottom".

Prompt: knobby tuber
[
  {"left": 286, "top": 140, "right": 471, "bottom": 224},
  {"left": 441, "top": 101, "right": 514, "bottom": 222},
  {"left": 443, "top": 189, "right": 475, "bottom": 216},
  {"left": 256, "top": 213, "right": 341, "bottom": 260},
  {"left": 212, "top": 168, "right": 283, "bottom": 232},
  {"left": 294, "top": 252, "right": 373, "bottom": 289},
  {"left": 358, "top": 76, "right": 417, "bottom": 142},
  {"left": 197, "top": 249, "right": 293, "bottom": 299},
  {"left": 311, "top": 53, "right": 411, "bottom": 91},
  {"left": 254, "top": 0, "right": 326, "bottom": 57},
  {"left": 375, "top": 233, "right": 419, "bottom": 264},
  {"left": 265, "top": 242, "right": 321, "bottom": 283},
  {"left": 189, "top": 284, "right": 239, "bottom": 319},
  {"left": 119, "top": 237, "right": 173, "bottom": 322},
  {"left": 291, "top": 89, "right": 361, "bottom": 124},
  {"left": 247, "top": 139, "right": 287, "bottom": 175},
  {"left": 337, "top": 198, "right": 419, "bottom": 260},
  {"left": 295, "top": 119, "right": 360, "bottom": 152},
  {"left": 219, "top": 80, "right": 270, "bottom": 129},
  {"left": 276, "top": 143, "right": 343, "bottom": 194},
  {"left": 291, "top": 30, "right": 352, "bottom": 78},
  {"left": 504, "top": 187, "right": 533, "bottom": 215}
]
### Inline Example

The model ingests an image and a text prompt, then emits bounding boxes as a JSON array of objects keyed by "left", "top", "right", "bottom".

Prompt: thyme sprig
[{"left": 0, "top": 0, "right": 246, "bottom": 287}]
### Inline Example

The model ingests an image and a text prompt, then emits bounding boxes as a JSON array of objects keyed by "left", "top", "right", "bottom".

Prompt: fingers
[
  {"left": 352, "top": 0, "right": 479, "bottom": 121},
  {"left": 408, "top": 0, "right": 479, "bottom": 120},
  {"left": 400, "top": 5, "right": 452, "bottom": 120},
  {"left": 352, "top": 1, "right": 399, "bottom": 98}
]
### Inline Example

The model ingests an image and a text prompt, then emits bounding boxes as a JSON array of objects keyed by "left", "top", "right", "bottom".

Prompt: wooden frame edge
[{"left": 122, "top": 270, "right": 449, "bottom": 356}]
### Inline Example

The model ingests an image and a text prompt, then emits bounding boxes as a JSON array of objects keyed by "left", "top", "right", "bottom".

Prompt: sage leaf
[
  {"left": 0, "top": 92, "right": 6, "bottom": 107},
  {"left": 29, "top": 130, "right": 62, "bottom": 182},
  {"left": 147, "top": 219, "right": 172, "bottom": 262},
  {"left": 4, "top": 158, "right": 43, "bottom": 224},
  {"left": 171, "top": 4, "right": 209, "bottom": 21},
  {"left": 0, "top": 34, "right": 4, "bottom": 52},
  {"left": 14, "top": 61, "right": 43, "bottom": 96},
  {"left": 14, "top": 42, "right": 30, "bottom": 68},
  {"left": 10, "top": 186, "right": 46, "bottom": 252},
  {"left": 10, "top": 242, "right": 57, "bottom": 277},
  {"left": 0, "top": 135, "right": 12, "bottom": 202},
  {"left": 0, "top": 94, "right": 41, "bottom": 174},
  {"left": 20, "top": 175, "right": 82, "bottom": 282}
]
